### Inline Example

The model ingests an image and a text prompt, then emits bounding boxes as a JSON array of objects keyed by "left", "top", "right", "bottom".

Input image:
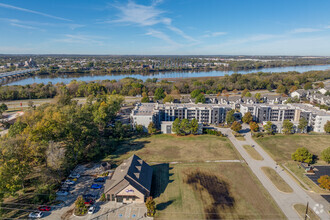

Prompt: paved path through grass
[{"left": 217, "top": 127, "right": 330, "bottom": 220}]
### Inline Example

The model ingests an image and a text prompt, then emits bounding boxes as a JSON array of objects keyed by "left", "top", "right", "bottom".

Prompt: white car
[
  {"left": 28, "top": 211, "right": 43, "bottom": 218},
  {"left": 64, "top": 179, "right": 75, "bottom": 185},
  {"left": 56, "top": 191, "right": 69, "bottom": 196},
  {"left": 69, "top": 173, "right": 80, "bottom": 179},
  {"left": 88, "top": 206, "right": 95, "bottom": 214}
]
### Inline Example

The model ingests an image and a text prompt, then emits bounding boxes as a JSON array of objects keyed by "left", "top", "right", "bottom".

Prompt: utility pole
[{"left": 304, "top": 201, "right": 309, "bottom": 220}]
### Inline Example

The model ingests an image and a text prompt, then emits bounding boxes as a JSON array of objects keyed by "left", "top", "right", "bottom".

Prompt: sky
[{"left": 0, "top": 0, "right": 330, "bottom": 55}]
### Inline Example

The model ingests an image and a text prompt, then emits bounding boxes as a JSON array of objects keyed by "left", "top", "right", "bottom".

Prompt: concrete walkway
[{"left": 218, "top": 127, "right": 329, "bottom": 220}]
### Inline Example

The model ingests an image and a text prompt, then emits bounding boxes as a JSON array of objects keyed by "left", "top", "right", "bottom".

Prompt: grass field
[
  {"left": 105, "top": 134, "right": 240, "bottom": 164},
  {"left": 243, "top": 145, "right": 263, "bottom": 160},
  {"left": 151, "top": 162, "right": 285, "bottom": 219},
  {"left": 261, "top": 167, "right": 293, "bottom": 193},
  {"left": 293, "top": 204, "right": 320, "bottom": 220},
  {"left": 254, "top": 134, "right": 330, "bottom": 164}
]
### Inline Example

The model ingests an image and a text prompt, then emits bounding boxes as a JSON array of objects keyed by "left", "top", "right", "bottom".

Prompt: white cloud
[
  {"left": 10, "top": 23, "right": 40, "bottom": 30},
  {"left": 145, "top": 29, "right": 180, "bottom": 47},
  {"left": 54, "top": 34, "right": 105, "bottom": 45},
  {"left": 0, "top": 3, "right": 72, "bottom": 21},
  {"left": 109, "top": 1, "right": 197, "bottom": 43},
  {"left": 290, "top": 28, "right": 321, "bottom": 33},
  {"left": 203, "top": 32, "right": 227, "bottom": 38}
]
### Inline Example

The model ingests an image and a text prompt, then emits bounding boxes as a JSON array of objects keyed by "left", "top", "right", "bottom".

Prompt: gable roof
[{"left": 104, "top": 154, "right": 153, "bottom": 196}]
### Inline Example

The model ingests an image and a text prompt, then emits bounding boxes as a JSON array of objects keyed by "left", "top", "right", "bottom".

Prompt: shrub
[{"left": 321, "top": 147, "right": 330, "bottom": 163}]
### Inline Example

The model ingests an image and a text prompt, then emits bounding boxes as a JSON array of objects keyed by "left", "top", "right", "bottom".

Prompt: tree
[
  {"left": 249, "top": 122, "right": 259, "bottom": 132},
  {"left": 154, "top": 88, "right": 165, "bottom": 100},
  {"left": 242, "top": 112, "right": 253, "bottom": 124},
  {"left": 226, "top": 110, "right": 235, "bottom": 124},
  {"left": 282, "top": 119, "right": 293, "bottom": 134},
  {"left": 141, "top": 95, "right": 149, "bottom": 103},
  {"left": 241, "top": 88, "right": 249, "bottom": 97},
  {"left": 75, "top": 195, "right": 87, "bottom": 215},
  {"left": 298, "top": 117, "right": 308, "bottom": 133},
  {"left": 324, "top": 121, "right": 330, "bottom": 133},
  {"left": 180, "top": 119, "right": 190, "bottom": 134},
  {"left": 317, "top": 175, "right": 330, "bottom": 190},
  {"left": 245, "top": 92, "right": 252, "bottom": 97},
  {"left": 231, "top": 121, "right": 242, "bottom": 132},
  {"left": 255, "top": 93, "right": 262, "bottom": 101},
  {"left": 276, "top": 85, "right": 287, "bottom": 94},
  {"left": 146, "top": 197, "right": 156, "bottom": 217},
  {"left": 195, "top": 94, "right": 206, "bottom": 104},
  {"left": 100, "top": 193, "right": 106, "bottom": 202},
  {"left": 135, "top": 124, "right": 144, "bottom": 134},
  {"left": 172, "top": 118, "right": 182, "bottom": 135},
  {"left": 163, "top": 95, "right": 174, "bottom": 103},
  {"left": 190, "top": 118, "right": 199, "bottom": 134},
  {"left": 291, "top": 147, "right": 313, "bottom": 164},
  {"left": 0, "top": 103, "right": 8, "bottom": 117},
  {"left": 304, "top": 82, "right": 313, "bottom": 90},
  {"left": 321, "top": 147, "right": 330, "bottom": 163},
  {"left": 264, "top": 121, "right": 273, "bottom": 134},
  {"left": 148, "top": 122, "right": 157, "bottom": 134},
  {"left": 191, "top": 89, "right": 201, "bottom": 98},
  {"left": 289, "top": 85, "right": 298, "bottom": 93}
]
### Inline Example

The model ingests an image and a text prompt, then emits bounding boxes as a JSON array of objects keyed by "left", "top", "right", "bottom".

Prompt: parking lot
[
  {"left": 306, "top": 165, "right": 330, "bottom": 185},
  {"left": 45, "top": 163, "right": 112, "bottom": 219}
]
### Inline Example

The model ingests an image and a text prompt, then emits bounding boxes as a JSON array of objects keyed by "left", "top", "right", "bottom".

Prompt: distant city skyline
[{"left": 1, "top": 0, "right": 330, "bottom": 55}]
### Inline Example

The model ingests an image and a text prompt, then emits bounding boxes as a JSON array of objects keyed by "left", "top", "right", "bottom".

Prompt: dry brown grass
[
  {"left": 243, "top": 145, "right": 263, "bottom": 160},
  {"left": 262, "top": 167, "right": 293, "bottom": 193},
  {"left": 106, "top": 134, "right": 239, "bottom": 164},
  {"left": 293, "top": 204, "right": 320, "bottom": 220},
  {"left": 152, "top": 163, "right": 285, "bottom": 220}
]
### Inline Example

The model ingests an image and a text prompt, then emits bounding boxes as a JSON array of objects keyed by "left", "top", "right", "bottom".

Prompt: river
[{"left": 6, "top": 64, "right": 330, "bottom": 86}]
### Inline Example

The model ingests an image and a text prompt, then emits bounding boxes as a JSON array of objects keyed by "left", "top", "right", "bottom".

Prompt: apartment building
[
  {"left": 240, "top": 103, "right": 330, "bottom": 132},
  {"left": 130, "top": 103, "right": 232, "bottom": 131}
]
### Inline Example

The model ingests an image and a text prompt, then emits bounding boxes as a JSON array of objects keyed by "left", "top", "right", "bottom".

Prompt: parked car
[
  {"left": 91, "top": 184, "right": 103, "bottom": 189},
  {"left": 56, "top": 191, "right": 69, "bottom": 196},
  {"left": 94, "top": 177, "right": 105, "bottom": 182},
  {"left": 88, "top": 206, "right": 95, "bottom": 214},
  {"left": 69, "top": 173, "right": 80, "bottom": 179},
  {"left": 38, "top": 206, "right": 51, "bottom": 211},
  {"left": 83, "top": 194, "right": 97, "bottom": 200},
  {"left": 28, "top": 212, "right": 43, "bottom": 218},
  {"left": 64, "top": 179, "right": 75, "bottom": 185},
  {"left": 84, "top": 199, "right": 94, "bottom": 205}
]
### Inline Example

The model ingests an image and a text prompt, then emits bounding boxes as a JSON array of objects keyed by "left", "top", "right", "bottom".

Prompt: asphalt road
[{"left": 217, "top": 127, "right": 329, "bottom": 220}]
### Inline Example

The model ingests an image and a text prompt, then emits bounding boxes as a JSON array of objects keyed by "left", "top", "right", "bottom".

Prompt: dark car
[
  {"left": 91, "top": 184, "right": 103, "bottom": 189},
  {"left": 94, "top": 177, "right": 105, "bottom": 182},
  {"left": 83, "top": 194, "right": 97, "bottom": 200},
  {"left": 38, "top": 206, "right": 51, "bottom": 211}
]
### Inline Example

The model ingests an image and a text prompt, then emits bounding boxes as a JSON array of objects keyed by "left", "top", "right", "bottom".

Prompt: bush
[
  {"left": 321, "top": 147, "right": 330, "bottom": 163},
  {"left": 74, "top": 196, "right": 87, "bottom": 216},
  {"left": 252, "top": 132, "right": 264, "bottom": 138},
  {"left": 203, "top": 129, "right": 225, "bottom": 137}
]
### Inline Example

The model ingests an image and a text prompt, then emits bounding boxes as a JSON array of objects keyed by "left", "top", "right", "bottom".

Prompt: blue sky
[{"left": 0, "top": 0, "right": 330, "bottom": 55}]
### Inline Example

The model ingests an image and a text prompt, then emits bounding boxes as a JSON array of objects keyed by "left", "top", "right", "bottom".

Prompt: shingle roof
[{"left": 104, "top": 154, "right": 153, "bottom": 196}]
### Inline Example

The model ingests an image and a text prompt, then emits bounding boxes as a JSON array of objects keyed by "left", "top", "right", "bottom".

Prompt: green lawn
[
  {"left": 243, "top": 145, "right": 263, "bottom": 160},
  {"left": 105, "top": 134, "right": 240, "bottom": 164},
  {"left": 261, "top": 167, "right": 293, "bottom": 193},
  {"left": 152, "top": 162, "right": 285, "bottom": 220},
  {"left": 254, "top": 134, "right": 330, "bottom": 164}
]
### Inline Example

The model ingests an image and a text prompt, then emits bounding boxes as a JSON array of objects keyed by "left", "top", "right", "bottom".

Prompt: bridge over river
[{"left": 0, "top": 68, "right": 39, "bottom": 84}]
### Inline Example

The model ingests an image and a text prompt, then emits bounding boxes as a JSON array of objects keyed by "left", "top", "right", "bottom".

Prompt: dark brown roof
[{"left": 104, "top": 154, "right": 153, "bottom": 196}]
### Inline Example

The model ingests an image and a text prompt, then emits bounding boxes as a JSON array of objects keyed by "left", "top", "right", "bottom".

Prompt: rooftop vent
[
  {"left": 137, "top": 159, "right": 143, "bottom": 165},
  {"left": 135, "top": 166, "right": 141, "bottom": 171},
  {"left": 134, "top": 173, "right": 140, "bottom": 179}
]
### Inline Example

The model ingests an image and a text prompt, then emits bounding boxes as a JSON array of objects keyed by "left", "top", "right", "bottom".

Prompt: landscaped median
[
  {"left": 261, "top": 167, "right": 293, "bottom": 193},
  {"left": 293, "top": 204, "right": 320, "bottom": 220},
  {"left": 243, "top": 145, "right": 263, "bottom": 160}
]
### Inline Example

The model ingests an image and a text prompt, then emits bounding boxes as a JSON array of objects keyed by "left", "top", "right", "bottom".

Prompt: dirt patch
[
  {"left": 184, "top": 169, "right": 235, "bottom": 219},
  {"left": 61, "top": 208, "right": 74, "bottom": 220}
]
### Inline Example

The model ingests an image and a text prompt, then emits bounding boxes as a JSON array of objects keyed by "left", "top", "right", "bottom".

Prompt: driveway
[{"left": 217, "top": 127, "right": 330, "bottom": 219}]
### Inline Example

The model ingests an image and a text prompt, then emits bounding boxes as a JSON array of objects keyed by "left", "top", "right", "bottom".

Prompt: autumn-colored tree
[
  {"left": 146, "top": 197, "right": 156, "bottom": 217},
  {"left": 75, "top": 196, "right": 87, "bottom": 215},
  {"left": 249, "top": 122, "right": 259, "bottom": 132},
  {"left": 242, "top": 112, "right": 253, "bottom": 124},
  {"left": 163, "top": 94, "right": 174, "bottom": 103},
  {"left": 317, "top": 175, "right": 329, "bottom": 190},
  {"left": 148, "top": 122, "right": 157, "bottom": 134},
  {"left": 289, "top": 85, "right": 298, "bottom": 93},
  {"left": 231, "top": 121, "right": 242, "bottom": 132}
]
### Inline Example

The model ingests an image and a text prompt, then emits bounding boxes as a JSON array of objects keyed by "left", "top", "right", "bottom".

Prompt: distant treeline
[{"left": 0, "top": 70, "right": 329, "bottom": 101}]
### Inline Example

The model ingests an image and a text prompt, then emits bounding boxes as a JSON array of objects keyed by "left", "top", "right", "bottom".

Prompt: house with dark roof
[{"left": 104, "top": 154, "right": 153, "bottom": 203}]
